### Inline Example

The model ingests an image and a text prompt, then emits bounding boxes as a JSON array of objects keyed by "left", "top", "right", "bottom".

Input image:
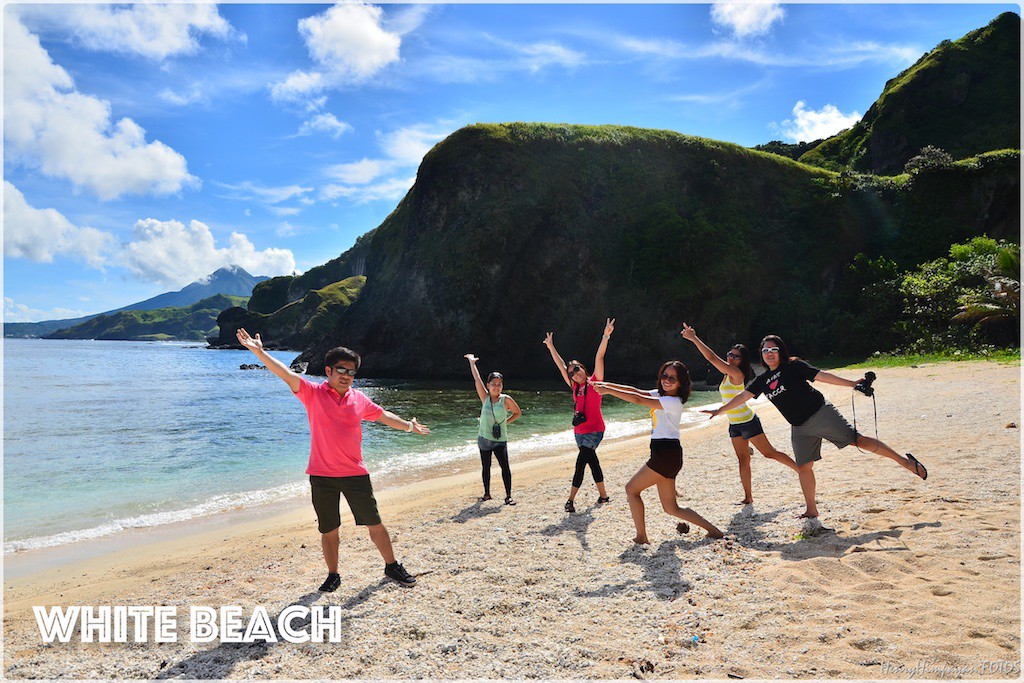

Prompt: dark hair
[
  {"left": 759, "top": 335, "right": 795, "bottom": 365},
  {"left": 325, "top": 346, "right": 360, "bottom": 369},
  {"left": 731, "top": 344, "right": 755, "bottom": 383},
  {"left": 486, "top": 371, "right": 504, "bottom": 383},
  {"left": 567, "top": 359, "right": 588, "bottom": 385},
  {"left": 657, "top": 360, "right": 691, "bottom": 402}
]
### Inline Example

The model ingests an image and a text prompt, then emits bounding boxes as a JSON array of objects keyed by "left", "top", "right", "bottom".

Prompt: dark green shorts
[{"left": 309, "top": 474, "right": 381, "bottom": 532}]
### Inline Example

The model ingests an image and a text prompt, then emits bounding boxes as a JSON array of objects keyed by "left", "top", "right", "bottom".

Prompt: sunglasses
[
  {"left": 331, "top": 366, "right": 358, "bottom": 376},
  {"left": 726, "top": 352, "right": 742, "bottom": 359},
  {"left": 567, "top": 365, "right": 584, "bottom": 375},
  {"left": 660, "top": 373, "right": 679, "bottom": 382},
  {"left": 761, "top": 347, "right": 781, "bottom": 355}
]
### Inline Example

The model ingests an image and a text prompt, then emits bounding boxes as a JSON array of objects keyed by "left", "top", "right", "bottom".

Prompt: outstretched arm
[
  {"left": 702, "top": 390, "right": 754, "bottom": 418},
  {"left": 237, "top": 328, "right": 302, "bottom": 393},
  {"left": 465, "top": 354, "right": 487, "bottom": 402},
  {"left": 593, "top": 318, "right": 614, "bottom": 381},
  {"left": 542, "top": 332, "right": 572, "bottom": 388},
  {"left": 377, "top": 410, "right": 431, "bottom": 435},
  {"left": 681, "top": 322, "right": 744, "bottom": 385},
  {"left": 814, "top": 370, "right": 862, "bottom": 388},
  {"left": 591, "top": 381, "right": 663, "bottom": 409}
]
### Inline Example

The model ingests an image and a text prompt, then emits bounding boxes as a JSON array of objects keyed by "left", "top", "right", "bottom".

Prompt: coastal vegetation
[{"left": 45, "top": 294, "right": 248, "bottom": 341}]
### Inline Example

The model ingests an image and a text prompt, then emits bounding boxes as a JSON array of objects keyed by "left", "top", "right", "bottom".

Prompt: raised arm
[
  {"left": 236, "top": 328, "right": 302, "bottom": 393},
  {"left": 593, "top": 318, "right": 614, "bottom": 381},
  {"left": 591, "top": 381, "right": 663, "bottom": 410},
  {"left": 542, "top": 332, "right": 573, "bottom": 388},
  {"left": 681, "top": 322, "right": 743, "bottom": 385},
  {"left": 465, "top": 354, "right": 487, "bottom": 402},
  {"left": 377, "top": 410, "right": 431, "bottom": 435},
  {"left": 702, "top": 389, "right": 755, "bottom": 418}
]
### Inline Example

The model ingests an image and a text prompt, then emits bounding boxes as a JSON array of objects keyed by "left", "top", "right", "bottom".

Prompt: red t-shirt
[
  {"left": 294, "top": 379, "right": 384, "bottom": 477},
  {"left": 572, "top": 373, "right": 606, "bottom": 434}
]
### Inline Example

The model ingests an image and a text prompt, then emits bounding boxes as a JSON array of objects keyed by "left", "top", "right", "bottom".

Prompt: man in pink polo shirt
[{"left": 237, "top": 328, "right": 430, "bottom": 592}]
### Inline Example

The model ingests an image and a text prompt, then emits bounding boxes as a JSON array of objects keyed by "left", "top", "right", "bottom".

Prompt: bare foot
[
  {"left": 796, "top": 511, "right": 818, "bottom": 519},
  {"left": 735, "top": 499, "right": 753, "bottom": 505},
  {"left": 632, "top": 536, "right": 649, "bottom": 545},
  {"left": 706, "top": 527, "right": 725, "bottom": 540}
]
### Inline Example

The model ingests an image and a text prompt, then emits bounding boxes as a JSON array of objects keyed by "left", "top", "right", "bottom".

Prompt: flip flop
[{"left": 906, "top": 453, "right": 928, "bottom": 481}]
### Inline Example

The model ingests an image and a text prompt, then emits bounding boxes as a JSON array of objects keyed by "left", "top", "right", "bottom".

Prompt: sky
[{"left": 3, "top": 1, "right": 1018, "bottom": 322}]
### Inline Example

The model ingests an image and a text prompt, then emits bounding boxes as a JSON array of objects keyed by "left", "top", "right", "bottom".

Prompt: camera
[
  {"left": 854, "top": 371, "right": 877, "bottom": 397},
  {"left": 572, "top": 411, "right": 587, "bottom": 427},
  {"left": 492, "top": 423, "right": 502, "bottom": 439}
]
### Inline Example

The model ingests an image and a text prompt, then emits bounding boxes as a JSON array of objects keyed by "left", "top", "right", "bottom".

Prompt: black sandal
[
  {"left": 478, "top": 494, "right": 492, "bottom": 502},
  {"left": 504, "top": 496, "right": 517, "bottom": 506},
  {"left": 565, "top": 500, "right": 576, "bottom": 513},
  {"left": 906, "top": 453, "right": 928, "bottom": 481},
  {"left": 596, "top": 496, "right": 611, "bottom": 505}
]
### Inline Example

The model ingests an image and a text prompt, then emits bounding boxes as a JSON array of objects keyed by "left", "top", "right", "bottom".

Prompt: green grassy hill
[
  {"left": 45, "top": 294, "right": 249, "bottom": 341},
  {"left": 798, "top": 12, "right": 1019, "bottom": 174}
]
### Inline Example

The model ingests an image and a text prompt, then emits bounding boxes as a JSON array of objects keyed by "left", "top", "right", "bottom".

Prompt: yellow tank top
[{"left": 720, "top": 375, "right": 755, "bottom": 425}]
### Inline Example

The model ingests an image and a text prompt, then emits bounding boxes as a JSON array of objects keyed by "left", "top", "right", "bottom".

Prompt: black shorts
[
  {"left": 645, "top": 439, "right": 683, "bottom": 479},
  {"left": 309, "top": 474, "right": 382, "bottom": 532},
  {"left": 728, "top": 415, "right": 765, "bottom": 440}
]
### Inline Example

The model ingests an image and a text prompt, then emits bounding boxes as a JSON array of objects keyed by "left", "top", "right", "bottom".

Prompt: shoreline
[{"left": 4, "top": 361, "right": 1020, "bottom": 679}]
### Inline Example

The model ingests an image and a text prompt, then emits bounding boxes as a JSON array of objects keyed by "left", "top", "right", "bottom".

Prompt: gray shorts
[
  {"left": 574, "top": 430, "right": 604, "bottom": 450},
  {"left": 791, "top": 403, "right": 858, "bottom": 466}
]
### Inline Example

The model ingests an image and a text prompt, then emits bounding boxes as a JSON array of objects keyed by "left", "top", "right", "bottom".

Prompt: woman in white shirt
[{"left": 592, "top": 361, "right": 724, "bottom": 545}]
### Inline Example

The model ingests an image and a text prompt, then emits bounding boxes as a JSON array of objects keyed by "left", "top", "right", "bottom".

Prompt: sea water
[{"left": 3, "top": 338, "right": 716, "bottom": 553}]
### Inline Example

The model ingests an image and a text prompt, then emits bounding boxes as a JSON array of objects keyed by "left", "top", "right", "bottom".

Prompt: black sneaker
[
  {"left": 384, "top": 562, "right": 417, "bottom": 587},
  {"left": 318, "top": 573, "right": 341, "bottom": 592},
  {"left": 565, "top": 500, "right": 576, "bottom": 513}
]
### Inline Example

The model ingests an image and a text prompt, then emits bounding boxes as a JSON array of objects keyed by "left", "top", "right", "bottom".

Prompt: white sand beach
[{"left": 3, "top": 361, "right": 1020, "bottom": 679}]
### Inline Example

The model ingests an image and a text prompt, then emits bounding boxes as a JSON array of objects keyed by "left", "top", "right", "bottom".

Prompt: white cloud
[
  {"left": 269, "top": 206, "right": 302, "bottom": 217},
  {"left": 4, "top": 16, "right": 198, "bottom": 200},
  {"left": 297, "top": 113, "right": 353, "bottom": 139},
  {"left": 4, "top": 297, "right": 90, "bottom": 323},
  {"left": 778, "top": 100, "right": 861, "bottom": 142},
  {"left": 322, "top": 176, "right": 416, "bottom": 204},
  {"left": 491, "top": 38, "right": 585, "bottom": 73},
  {"left": 711, "top": 3, "right": 785, "bottom": 39},
  {"left": 318, "top": 122, "right": 452, "bottom": 204},
  {"left": 3, "top": 181, "right": 116, "bottom": 268},
  {"left": 121, "top": 218, "right": 296, "bottom": 288},
  {"left": 327, "top": 159, "right": 393, "bottom": 184},
  {"left": 271, "top": 2, "right": 405, "bottom": 104},
  {"left": 15, "top": 4, "right": 235, "bottom": 60},
  {"left": 604, "top": 29, "right": 918, "bottom": 69},
  {"left": 158, "top": 87, "right": 206, "bottom": 107},
  {"left": 215, "top": 181, "right": 313, "bottom": 206},
  {"left": 380, "top": 124, "right": 450, "bottom": 165}
]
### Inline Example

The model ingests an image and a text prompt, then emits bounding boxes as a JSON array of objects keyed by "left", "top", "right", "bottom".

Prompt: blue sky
[{"left": 3, "top": 2, "right": 1017, "bottom": 322}]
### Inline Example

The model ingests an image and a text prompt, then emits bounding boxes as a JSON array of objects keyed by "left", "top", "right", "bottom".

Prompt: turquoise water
[{"left": 3, "top": 339, "right": 716, "bottom": 552}]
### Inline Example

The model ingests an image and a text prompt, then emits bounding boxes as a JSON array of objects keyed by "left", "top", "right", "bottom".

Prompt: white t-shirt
[{"left": 648, "top": 390, "right": 685, "bottom": 440}]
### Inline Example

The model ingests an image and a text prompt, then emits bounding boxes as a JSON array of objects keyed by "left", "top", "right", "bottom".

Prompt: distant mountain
[
  {"left": 4, "top": 266, "right": 269, "bottom": 338},
  {"left": 45, "top": 294, "right": 249, "bottom": 341},
  {"left": 797, "top": 12, "right": 1020, "bottom": 173}
]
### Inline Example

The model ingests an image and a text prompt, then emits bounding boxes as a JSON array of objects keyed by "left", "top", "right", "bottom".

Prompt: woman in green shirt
[{"left": 466, "top": 354, "right": 523, "bottom": 505}]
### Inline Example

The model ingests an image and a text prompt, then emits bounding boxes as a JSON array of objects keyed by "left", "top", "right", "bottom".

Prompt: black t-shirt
[{"left": 746, "top": 360, "right": 824, "bottom": 426}]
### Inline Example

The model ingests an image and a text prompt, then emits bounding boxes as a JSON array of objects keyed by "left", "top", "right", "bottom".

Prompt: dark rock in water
[{"left": 239, "top": 364, "right": 265, "bottom": 370}]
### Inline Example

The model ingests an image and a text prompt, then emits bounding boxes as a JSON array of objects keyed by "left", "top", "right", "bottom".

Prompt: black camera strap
[
  {"left": 490, "top": 395, "right": 507, "bottom": 426},
  {"left": 851, "top": 388, "right": 879, "bottom": 453}
]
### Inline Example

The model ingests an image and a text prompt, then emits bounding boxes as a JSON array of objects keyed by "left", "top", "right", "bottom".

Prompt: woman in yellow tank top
[{"left": 681, "top": 323, "right": 798, "bottom": 504}]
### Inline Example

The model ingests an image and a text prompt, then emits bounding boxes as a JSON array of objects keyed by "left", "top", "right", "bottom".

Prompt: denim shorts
[
  {"left": 791, "top": 403, "right": 858, "bottom": 466},
  {"left": 574, "top": 431, "right": 604, "bottom": 450},
  {"left": 728, "top": 415, "right": 765, "bottom": 440}
]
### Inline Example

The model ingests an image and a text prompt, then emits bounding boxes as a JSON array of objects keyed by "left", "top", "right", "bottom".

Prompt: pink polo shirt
[{"left": 294, "top": 378, "right": 384, "bottom": 477}]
